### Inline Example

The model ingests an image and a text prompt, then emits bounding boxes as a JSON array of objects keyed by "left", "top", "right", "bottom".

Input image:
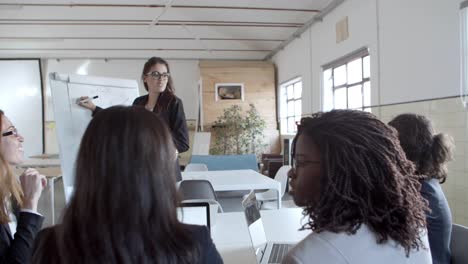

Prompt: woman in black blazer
[
  {"left": 32, "top": 106, "right": 223, "bottom": 264},
  {"left": 78, "top": 57, "right": 189, "bottom": 180},
  {"left": 0, "top": 110, "right": 46, "bottom": 263}
]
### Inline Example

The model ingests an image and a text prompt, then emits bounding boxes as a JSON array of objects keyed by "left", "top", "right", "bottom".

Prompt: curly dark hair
[
  {"left": 388, "top": 113, "right": 454, "bottom": 183},
  {"left": 292, "top": 110, "right": 428, "bottom": 256}
]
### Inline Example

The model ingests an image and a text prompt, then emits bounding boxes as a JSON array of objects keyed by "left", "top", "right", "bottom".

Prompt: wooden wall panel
[{"left": 200, "top": 60, "right": 280, "bottom": 154}]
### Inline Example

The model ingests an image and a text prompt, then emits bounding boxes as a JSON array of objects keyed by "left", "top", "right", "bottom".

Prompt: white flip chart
[{"left": 49, "top": 73, "right": 139, "bottom": 201}]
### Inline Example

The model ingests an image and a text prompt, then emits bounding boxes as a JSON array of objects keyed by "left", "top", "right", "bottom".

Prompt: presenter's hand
[
  {"left": 20, "top": 168, "right": 46, "bottom": 212},
  {"left": 77, "top": 96, "right": 97, "bottom": 111}
]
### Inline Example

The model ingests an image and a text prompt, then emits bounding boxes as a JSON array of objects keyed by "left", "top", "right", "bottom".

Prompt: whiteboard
[
  {"left": 0, "top": 59, "right": 43, "bottom": 156},
  {"left": 50, "top": 73, "right": 139, "bottom": 200}
]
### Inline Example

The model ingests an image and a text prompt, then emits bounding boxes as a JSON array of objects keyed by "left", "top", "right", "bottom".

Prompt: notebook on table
[{"left": 177, "top": 202, "right": 211, "bottom": 232}]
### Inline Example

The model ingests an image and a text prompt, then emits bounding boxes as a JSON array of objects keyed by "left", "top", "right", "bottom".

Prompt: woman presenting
[{"left": 78, "top": 57, "right": 189, "bottom": 180}]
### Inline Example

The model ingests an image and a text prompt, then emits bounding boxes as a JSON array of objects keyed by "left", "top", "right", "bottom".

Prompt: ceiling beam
[
  {"left": 0, "top": 3, "right": 320, "bottom": 12},
  {"left": 0, "top": 37, "right": 285, "bottom": 41}
]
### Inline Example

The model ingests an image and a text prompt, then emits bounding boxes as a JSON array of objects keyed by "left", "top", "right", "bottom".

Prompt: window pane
[
  {"left": 348, "top": 84, "right": 362, "bottom": 109},
  {"left": 363, "top": 55, "right": 370, "bottom": 79},
  {"left": 287, "top": 117, "right": 296, "bottom": 133},
  {"left": 295, "top": 115, "right": 301, "bottom": 123},
  {"left": 287, "top": 100, "right": 295, "bottom": 116},
  {"left": 295, "top": 100, "right": 302, "bottom": 117},
  {"left": 347, "top": 58, "right": 362, "bottom": 84},
  {"left": 281, "top": 118, "right": 287, "bottom": 134},
  {"left": 363, "top": 81, "right": 371, "bottom": 107},
  {"left": 363, "top": 107, "right": 372, "bottom": 113},
  {"left": 280, "top": 87, "right": 287, "bottom": 118},
  {"left": 287, "top": 84, "right": 294, "bottom": 100},
  {"left": 294, "top": 82, "right": 302, "bottom": 99},
  {"left": 333, "top": 65, "right": 347, "bottom": 86},
  {"left": 334, "top": 88, "right": 347, "bottom": 109},
  {"left": 323, "top": 69, "right": 334, "bottom": 111}
]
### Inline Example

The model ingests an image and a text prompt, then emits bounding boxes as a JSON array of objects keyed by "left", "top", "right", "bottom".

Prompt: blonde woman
[{"left": 0, "top": 110, "right": 46, "bottom": 263}]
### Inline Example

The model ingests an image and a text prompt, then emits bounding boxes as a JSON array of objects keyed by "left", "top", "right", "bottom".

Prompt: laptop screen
[
  {"left": 242, "top": 192, "right": 267, "bottom": 248},
  {"left": 177, "top": 202, "right": 211, "bottom": 230}
]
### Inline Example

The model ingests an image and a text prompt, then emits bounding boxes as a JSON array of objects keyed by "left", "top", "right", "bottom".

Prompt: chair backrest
[
  {"left": 184, "top": 163, "right": 209, "bottom": 172},
  {"left": 451, "top": 223, "right": 468, "bottom": 264},
  {"left": 190, "top": 154, "right": 258, "bottom": 171},
  {"left": 179, "top": 179, "right": 218, "bottom": 201},
  {"left": 274, "top": 165, "right": 291, "bottom": 197}
]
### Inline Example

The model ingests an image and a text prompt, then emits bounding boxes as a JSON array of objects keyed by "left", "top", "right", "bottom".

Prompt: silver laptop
[
  {"left": 177, "top": 202, "right": 211, "bottom": 232},
  {"left": 242, "top": 192, "right": 294, "bottom": 264}
]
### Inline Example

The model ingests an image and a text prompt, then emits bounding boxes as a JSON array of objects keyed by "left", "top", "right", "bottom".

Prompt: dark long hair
[
  {"left": 142, "top": 57, "right": 176, "bottom": 112},
  {"left": 292, "top": 110, "right": 428, "bottom": 256},
  {"left": 389, "top": 113, "right": 454, "bottom": 183},
  {"left": 34, "top": 106, "right": 199, "bottom": 263},
  {"left": 0, "top": 110, "right": 23, "bottom": 224}
]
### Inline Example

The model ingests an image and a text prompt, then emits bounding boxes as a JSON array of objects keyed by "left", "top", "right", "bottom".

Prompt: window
[
  {"left": 323, "top": 48, "right": 371, "bottom": 112},
  {"left": 279, "top": 77, "right": 302, "bottom": 134}
]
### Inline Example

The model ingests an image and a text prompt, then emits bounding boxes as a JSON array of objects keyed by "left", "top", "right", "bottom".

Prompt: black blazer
[
  {"left": 93, "top": 94, "right": 189, "bottom": 153},
  {"left": 0, "top": 211, "right": 44, "bottom": 264},
  {"left": 32, "top": 224, "right": 224, "bottom": 264}
]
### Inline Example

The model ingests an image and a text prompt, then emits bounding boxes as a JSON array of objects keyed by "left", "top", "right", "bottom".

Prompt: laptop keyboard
[{"left": 268, "top": 244, "right": 294, "bottom": 264}]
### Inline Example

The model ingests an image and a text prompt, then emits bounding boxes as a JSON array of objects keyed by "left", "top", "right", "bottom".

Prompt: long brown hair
[
  {"left": 0, "top": 109, "right": 23, "bottom": 224},
  {"left": 292, "top": 110, "right": 428, "bottom": 256},
  {"left": 389, "top": 113, "right": 454, "bottom": 183},
  {"left": 34, "top": 106, "right": 200, "bottom": 263},
  {"left": 142, "top": 57, "right": 176, "bottom": 112}
]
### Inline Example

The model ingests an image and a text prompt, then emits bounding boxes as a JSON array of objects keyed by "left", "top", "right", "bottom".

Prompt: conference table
[
  {"left": 181, "top": 169, "right": 283, "bottom": 209},
  {"left": 212, "top": 208, "right": 310, "bottom": 263}
]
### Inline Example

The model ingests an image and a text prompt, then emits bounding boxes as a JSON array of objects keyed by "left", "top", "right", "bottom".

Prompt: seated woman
[
  {"left": 32, "top": 106, "right": 223, "bottom": 264},
  {"left": 0, "top": 110, "right": 46, "bottom": 263},
  {"left": 283, "top": 110, "right": 432, "bottom": 264},
  {"left": 389, "top": 114, "right": 453, "bottom": 264}
]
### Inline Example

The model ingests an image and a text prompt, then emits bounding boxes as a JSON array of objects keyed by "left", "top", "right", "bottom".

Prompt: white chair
[
  {"left": 184, "top": 163, "right": 208, "bottom": 172},
  {"left": 256, "top": 165, "right": 291, "bottom": 209},
  {"left": 451, "top": 223, "right": 468, "bottom": 264}
]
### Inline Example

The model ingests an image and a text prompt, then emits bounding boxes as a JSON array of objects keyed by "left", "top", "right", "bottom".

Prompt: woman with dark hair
[
  {"left": 78, "top": 57, "right": 189, "bottom": 180},
  {"left": 31, "top": 106, "right": 222, "bottom": 264},
  {"left": 389, "top": 113, "right": 453, "bottom": 264},
  {"left": 283, "top": 110, "right": 431, "bottom": 264},
  {"left": 0, "top": 110, "right": 46, "bottom": 263}
]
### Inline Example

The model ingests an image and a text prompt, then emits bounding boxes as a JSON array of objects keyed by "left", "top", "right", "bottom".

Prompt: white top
[{"left": 282, "top": 224, "right": 432, "bottom": 264}]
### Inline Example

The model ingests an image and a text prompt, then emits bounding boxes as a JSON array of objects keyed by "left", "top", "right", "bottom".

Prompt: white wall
[{"left": 273, "top": 0, "right": 461, "bottom": 111}]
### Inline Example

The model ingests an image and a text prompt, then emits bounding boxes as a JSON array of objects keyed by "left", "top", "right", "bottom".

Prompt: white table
[
  {"left": 19, "top": 158, "right": 61, "bottom": 168},
  {"left": 182, "top": 170, "right": 282, "bottom": 209},
  {"left": 212, "top": 208, "right": 310, "bottom": 264}
]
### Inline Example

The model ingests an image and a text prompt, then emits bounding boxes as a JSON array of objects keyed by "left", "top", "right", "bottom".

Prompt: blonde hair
[{"left": 0, "top": 110, "right": 23, "bottom": 224}]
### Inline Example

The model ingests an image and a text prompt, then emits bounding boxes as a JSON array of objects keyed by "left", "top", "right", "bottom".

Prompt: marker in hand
[{"left": 79, "top": 95, "right": 98, "bottom": 103}]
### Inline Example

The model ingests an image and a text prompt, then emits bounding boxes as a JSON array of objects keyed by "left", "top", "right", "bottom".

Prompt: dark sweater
[
  {"left": 0, "top": 211, "right": 43, "bottom": 264},
  {"left": 421, "top": 178, "right": 452, "bottom": 264},
  {"left": 32, "top": 224, "right": 223, "bottom": 264}
]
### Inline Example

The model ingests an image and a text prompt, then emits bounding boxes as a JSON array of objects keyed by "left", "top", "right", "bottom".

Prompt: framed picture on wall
[{"left": 215, "top": 83, "right": 244, "bottom": 101}]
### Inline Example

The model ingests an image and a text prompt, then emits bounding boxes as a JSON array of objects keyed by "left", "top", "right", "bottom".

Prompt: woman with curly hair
[
  {"left": 389, "top": 114, "right": 453, "bottom": 264},
  {"left": 283, "top": 110, "right": 431, "bottom": 264}
]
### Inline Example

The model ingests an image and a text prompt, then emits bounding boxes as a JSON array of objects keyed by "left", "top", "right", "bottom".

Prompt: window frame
[
  {"left": 279, "top": 77, "right": 302, "bottom": 135},
  {"left": 322, "top": 47, "right": 371, "bottom": 111}
]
